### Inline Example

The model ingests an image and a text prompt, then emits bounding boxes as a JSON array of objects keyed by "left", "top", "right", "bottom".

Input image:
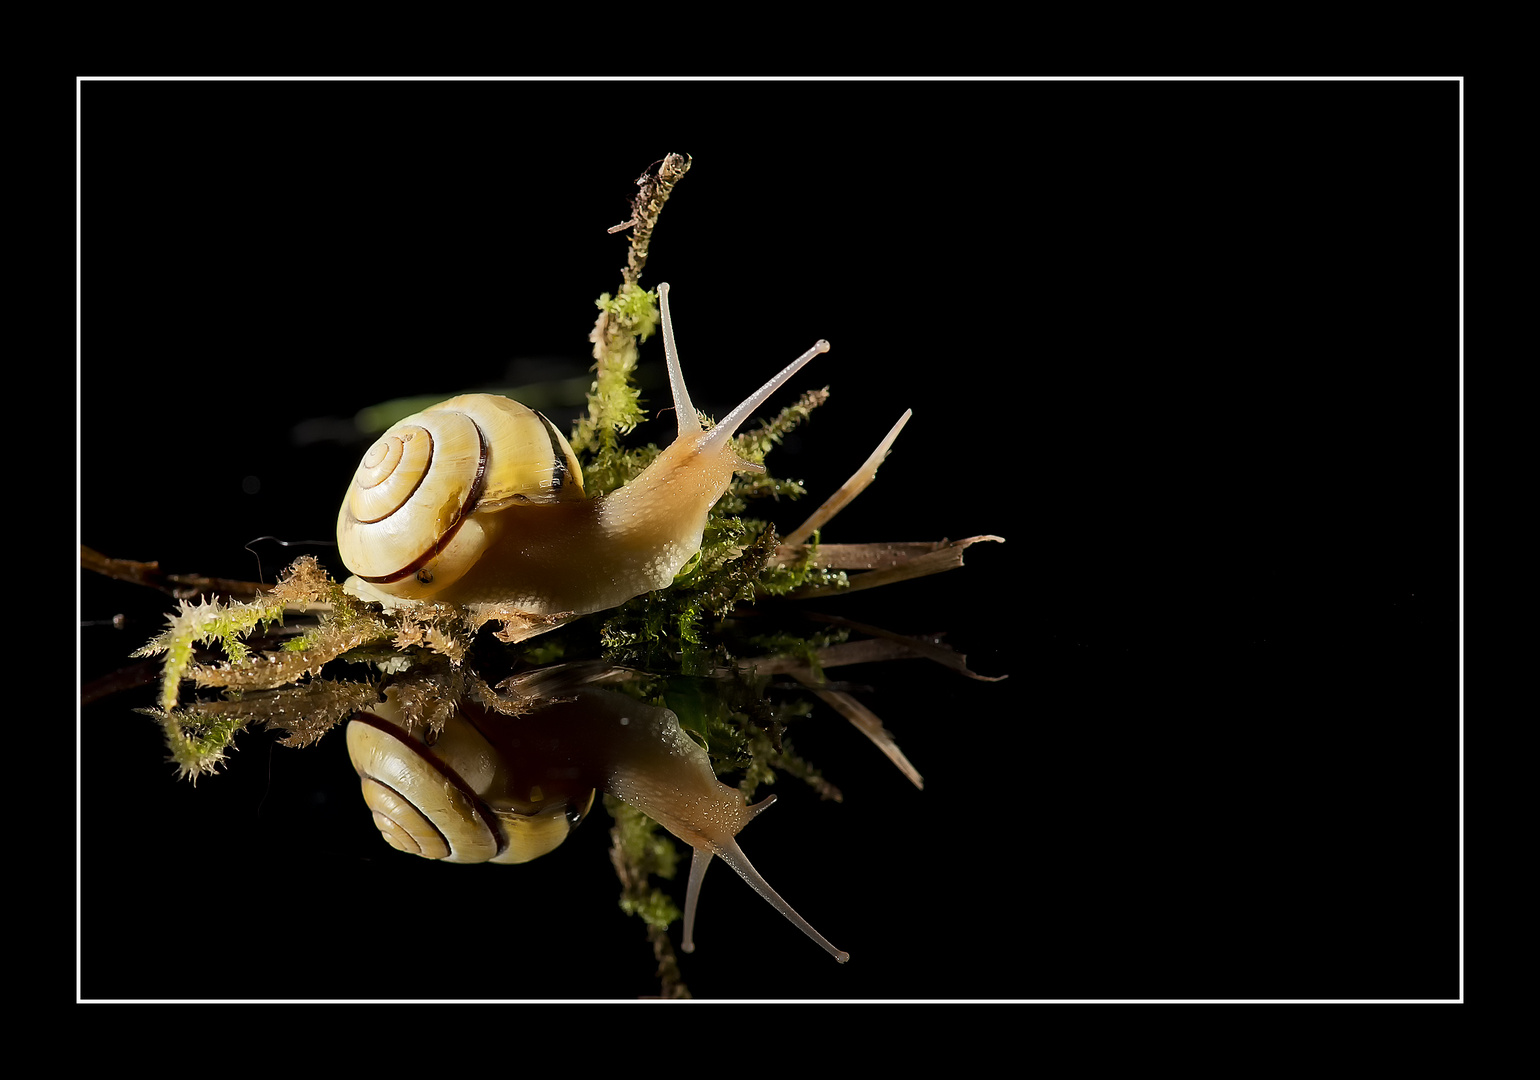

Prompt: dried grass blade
[
  {"left": 772, "top": 541, "right": 954, "bottom": 570},
  {"left": 789, "top": 534, "right": 1005, "bottom": 597},
  {"left": 800, "top": 683, "right": 924, "bottom": 790},
  {"left": 782, "top": 410, "right": 912, "bottom": 547}
]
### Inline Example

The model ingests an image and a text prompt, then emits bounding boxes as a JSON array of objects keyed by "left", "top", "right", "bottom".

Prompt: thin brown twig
[
  {"left": 619, "top": 153, "right": 691, "bottom": 290},
  {"left": 80, "top": 545, "right": 274, "bottom": 600}
]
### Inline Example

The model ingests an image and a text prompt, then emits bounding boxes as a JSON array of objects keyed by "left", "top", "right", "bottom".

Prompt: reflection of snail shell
[
  {"left": 336, "top": 282, "right": 829, "bottom": 614},
  {"left": 345, "top": 687, "right": 594, "bottom": 865},
  {"left": 347, "top": 685, "right": 849, "bottom": 962}
]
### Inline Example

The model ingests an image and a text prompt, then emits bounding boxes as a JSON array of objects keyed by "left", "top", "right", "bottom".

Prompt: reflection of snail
[
  {"left": 347, "top": 684, "right": 849, "bottom": 962},
  {"left": 337, "top": 282, "right": 828, "bottom": 613}
]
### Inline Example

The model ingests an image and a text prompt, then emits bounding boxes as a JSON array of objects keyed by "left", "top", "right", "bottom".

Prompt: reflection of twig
[
  {"left": 746, "top": 616, "right": 1006, "bottom": 791},
  {"left": 607, "top": 798, "right": 692, "bottom": 999},
  {"left": 80, "top": 659, "right": 162, "bottom": 707},
  {"left": 802, "top": 685, "right": 925, "bottom": 790},
  {"left": 754, "top": 619, "right": 1007, "bottom": 683}
]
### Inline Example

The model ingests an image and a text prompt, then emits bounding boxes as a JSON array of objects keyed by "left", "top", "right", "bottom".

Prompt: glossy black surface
[{"left": 80, "top": 78, "right": 1457, "bottom": 1001}]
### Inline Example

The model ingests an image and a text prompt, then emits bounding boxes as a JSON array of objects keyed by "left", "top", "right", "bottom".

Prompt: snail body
[
  {"left": 348, "top": 684, "right": 849, "bottom": 962},
  {"left": 340, "top": 285, "right": 849, "bottom": 960},
  {"left": 338, "top": 283, "right": 829, "bottom": 614}
]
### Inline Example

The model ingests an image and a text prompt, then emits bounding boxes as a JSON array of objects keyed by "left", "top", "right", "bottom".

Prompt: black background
[{"left": 79, "top": 78, "right": 1457, "bottom": 1001}]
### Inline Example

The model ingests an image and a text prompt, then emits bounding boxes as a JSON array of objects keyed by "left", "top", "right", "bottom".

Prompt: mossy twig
[{"left": 572, "top": 153, "right": 692, "bottom": 474}]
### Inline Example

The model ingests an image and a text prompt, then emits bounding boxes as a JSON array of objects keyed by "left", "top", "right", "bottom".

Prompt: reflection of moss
[
  {"left": 606, "top": 794, "right": 691, "bottom": 998},
  {"left": 148, "top": 707, "right": 248, "bottom": 783},
  {"left": 131, "top": 558, "right": 394, "bottom": 777},
  {"left": 608, "top": 795, "right": 682, "bottom": 926},
  {"left": 134, "top": 594, "right": 284, "bottom": 711}
]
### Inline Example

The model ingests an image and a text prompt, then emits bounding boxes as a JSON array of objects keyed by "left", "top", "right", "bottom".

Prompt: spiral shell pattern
[
  {"left": 347, "top": 691, "right": 593, "bottom": 865},
  {"left": 336, "top": 394, "right": 584, "bottom": 593}
]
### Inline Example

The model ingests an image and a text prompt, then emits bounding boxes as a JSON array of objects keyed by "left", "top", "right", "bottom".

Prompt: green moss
[
  {"left": 142, "top": 705, "right": 251, "bottom": 782},
  {"left": 519, "top": 637, "right": 566, "bottom": 666},
  {"left": 132, "top": 594, "right": 288, "bottom": 712},
  {"left": 603, "top": 286, "right": 661, "bottom": 341},
  {"left": 569, "top": 286, "right": 659, "bottom": 471},
  {"left": 607, "top": 795, "right": 683, "bottom": 931}
]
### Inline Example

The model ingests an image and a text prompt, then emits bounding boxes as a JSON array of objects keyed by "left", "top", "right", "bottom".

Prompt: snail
[
  {"left": 347, "top": 683, "right": 850, "bottom": 962},
  {"left": 337, "top": 282, "right": 830, "bottom": 614}
]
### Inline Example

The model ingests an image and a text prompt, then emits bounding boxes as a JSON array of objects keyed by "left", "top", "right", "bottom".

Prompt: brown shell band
[
  {"left": 349, "top": 709, "right": 511, "bottom": 861},
  {"left": 356, "top": 419, "right": 492, "bottom": 584}
]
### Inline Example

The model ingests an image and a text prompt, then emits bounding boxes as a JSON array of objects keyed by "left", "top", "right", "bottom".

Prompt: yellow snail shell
[
  {"left": 336, "top": 283, "right": 829, "bottom": 615},
  {"left": 337, "top": 394, "right": 586, "bottom": 604}
]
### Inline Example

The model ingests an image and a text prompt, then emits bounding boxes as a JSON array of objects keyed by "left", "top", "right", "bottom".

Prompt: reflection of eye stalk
[{"left": 348, "top": 674, "right": 850, "bottom": 962}]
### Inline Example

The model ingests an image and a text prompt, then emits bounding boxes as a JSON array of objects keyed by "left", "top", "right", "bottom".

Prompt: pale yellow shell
[
  {"left": 336, "top": 394, "right": 584, "bottom": 600},
  {"left": 334, "top": 284, "right": 827, "bottom": 617}
]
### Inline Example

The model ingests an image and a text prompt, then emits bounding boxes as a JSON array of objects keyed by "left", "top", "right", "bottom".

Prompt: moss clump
[{"left": 607, "top": 795, "right": 683, "bottom": 931}]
